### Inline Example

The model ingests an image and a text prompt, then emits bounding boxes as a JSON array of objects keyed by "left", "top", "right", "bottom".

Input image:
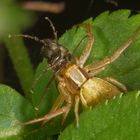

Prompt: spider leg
[
  {"left": 77, "top": 23, "right": 94, "bottom": 68},
  {"left": 74, "top": 95, "right": 80, "bottom": 128},
  {"left": 43, "top": 81, "right": 72, "bottom": 126},
  {"left": 87, "top": 67, "right": 106, "bottom": 77},
  {"left": 40, "top": 94, "right": 65, "bottom": 126},
  {"left": 85, "top": 27, "right": 140, "bottom": 74},
  {"left": 57, "top": 82, "right": 72, "bottom": 125},
  {"left": 61, "top": 103, "right": 71, "bottom": 126},
  {"left": 104, "top": 77, "right": 127, "bottom": 93},
  {"left": 49, "top": 95, "right": 65, "bottom": 112},
  {"left": 23, "top": 78, "right": 72, "bottom": 126},
  {"left": 23, "top": 105, "right": 70, "bottom": 125}
]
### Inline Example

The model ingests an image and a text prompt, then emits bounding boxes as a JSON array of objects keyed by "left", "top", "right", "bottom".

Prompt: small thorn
[
  {"left": 136, "top": 90, "right": 140, "bottom": 99},
  {"left": 119, "top": 92, "right": 124, "bottom": 98},
  {"left": 89, "top": 106, "right": 92, "bottom": 110},
  {"left": 30, "top": 89, "right": 34, "bottom": 94},
  {"left": 105, "top": 100, "right": 109, "bottom": 105},
  {"left": 34, "top": 107, "right": 39, "bottom": 111},
  {"left": 8, "top": 34, "right": 12, "bottom": 38},
  {"left": 113, "top": 96, "right": 116, "bottom": 100}
]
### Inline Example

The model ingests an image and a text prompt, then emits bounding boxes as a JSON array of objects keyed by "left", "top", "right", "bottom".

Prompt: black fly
[{"left": 16, "top": 17, "right": 72, "bottom": 73}]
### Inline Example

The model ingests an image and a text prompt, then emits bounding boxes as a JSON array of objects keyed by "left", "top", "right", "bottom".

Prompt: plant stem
[{"left": 4, "top": 37, "right": 34, "bottom": 98}]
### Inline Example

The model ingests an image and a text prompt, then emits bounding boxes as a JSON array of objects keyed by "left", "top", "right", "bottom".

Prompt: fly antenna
[
  {"left": 45, "top": 17, "right": 57, "bottom": 41},
  {"left": 8, "top": 34, "right": 46, "bottom": 45}
]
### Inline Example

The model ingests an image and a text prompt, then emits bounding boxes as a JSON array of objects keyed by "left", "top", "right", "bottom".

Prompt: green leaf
[
  {"left": 0, "top": 84, "right": 55, "bottom": 139},
  {"left": 22, "top": 10, "right": 140, "bottom": 139},
  {"left": 0, "top": 84, "right": 35, "bottom": 139},
  {"left": 58, "top": 91, "right": 140, "bottom": 140},
  {"left": 4, "top": 37, "right": 34, "bottom": 97}
]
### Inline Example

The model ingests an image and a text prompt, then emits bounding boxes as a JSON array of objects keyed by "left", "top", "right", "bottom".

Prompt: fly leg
[
  {"left": 77, "top": 23, "right": 94, "bottom": 68},
  {"left": 84, "top": 27, "right": 140, "bottom": 75},
  {"left": 104, "top": 77, "right": 127, "bottom": 93},
  {"left": 30, "top": 68, "right": 46, "bottom": 94}
]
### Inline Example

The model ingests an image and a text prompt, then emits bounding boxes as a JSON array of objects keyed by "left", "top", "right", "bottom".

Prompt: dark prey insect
[{"left": 14, "top": 18, "right": 140, "bottom": 128}]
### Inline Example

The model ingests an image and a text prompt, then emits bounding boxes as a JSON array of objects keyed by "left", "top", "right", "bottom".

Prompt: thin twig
[{"left": 22, "top": 1, "right": 65, "bottom": 13}]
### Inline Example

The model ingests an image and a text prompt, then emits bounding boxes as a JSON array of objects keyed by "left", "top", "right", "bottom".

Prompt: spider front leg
[
  {"left": 41, "top": 81, "right": 72, "bottom": 126},
  {"left": 77, "top": 23, "right": 94, "bottom": 68},
  {"left": 23, "top": 102, "right": 70, "bottom": 125},
  {"left": 23, "top": 82, "right": 72, "bottom": 126},
  {"left": 85, "top": 27, "right": 140, "bottom": 74},
  {"left": 57, "top": 82, "right": 81, "bottom": 128},
  {"left": 57, "top": 82, "right": 72, "bottom": 125},
  {"left": 41, "top": 94, "right": 65, "bottom": 126}
]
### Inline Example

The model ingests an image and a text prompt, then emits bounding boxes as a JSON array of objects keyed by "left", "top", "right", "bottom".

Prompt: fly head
[{"left": 41, "top": 39, "right": 72, "bottom": 71}]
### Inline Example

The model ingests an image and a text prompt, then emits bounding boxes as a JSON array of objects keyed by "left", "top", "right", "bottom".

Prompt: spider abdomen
[{"left": 80, "top": 77, "right": 120, "bottom": 107}]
